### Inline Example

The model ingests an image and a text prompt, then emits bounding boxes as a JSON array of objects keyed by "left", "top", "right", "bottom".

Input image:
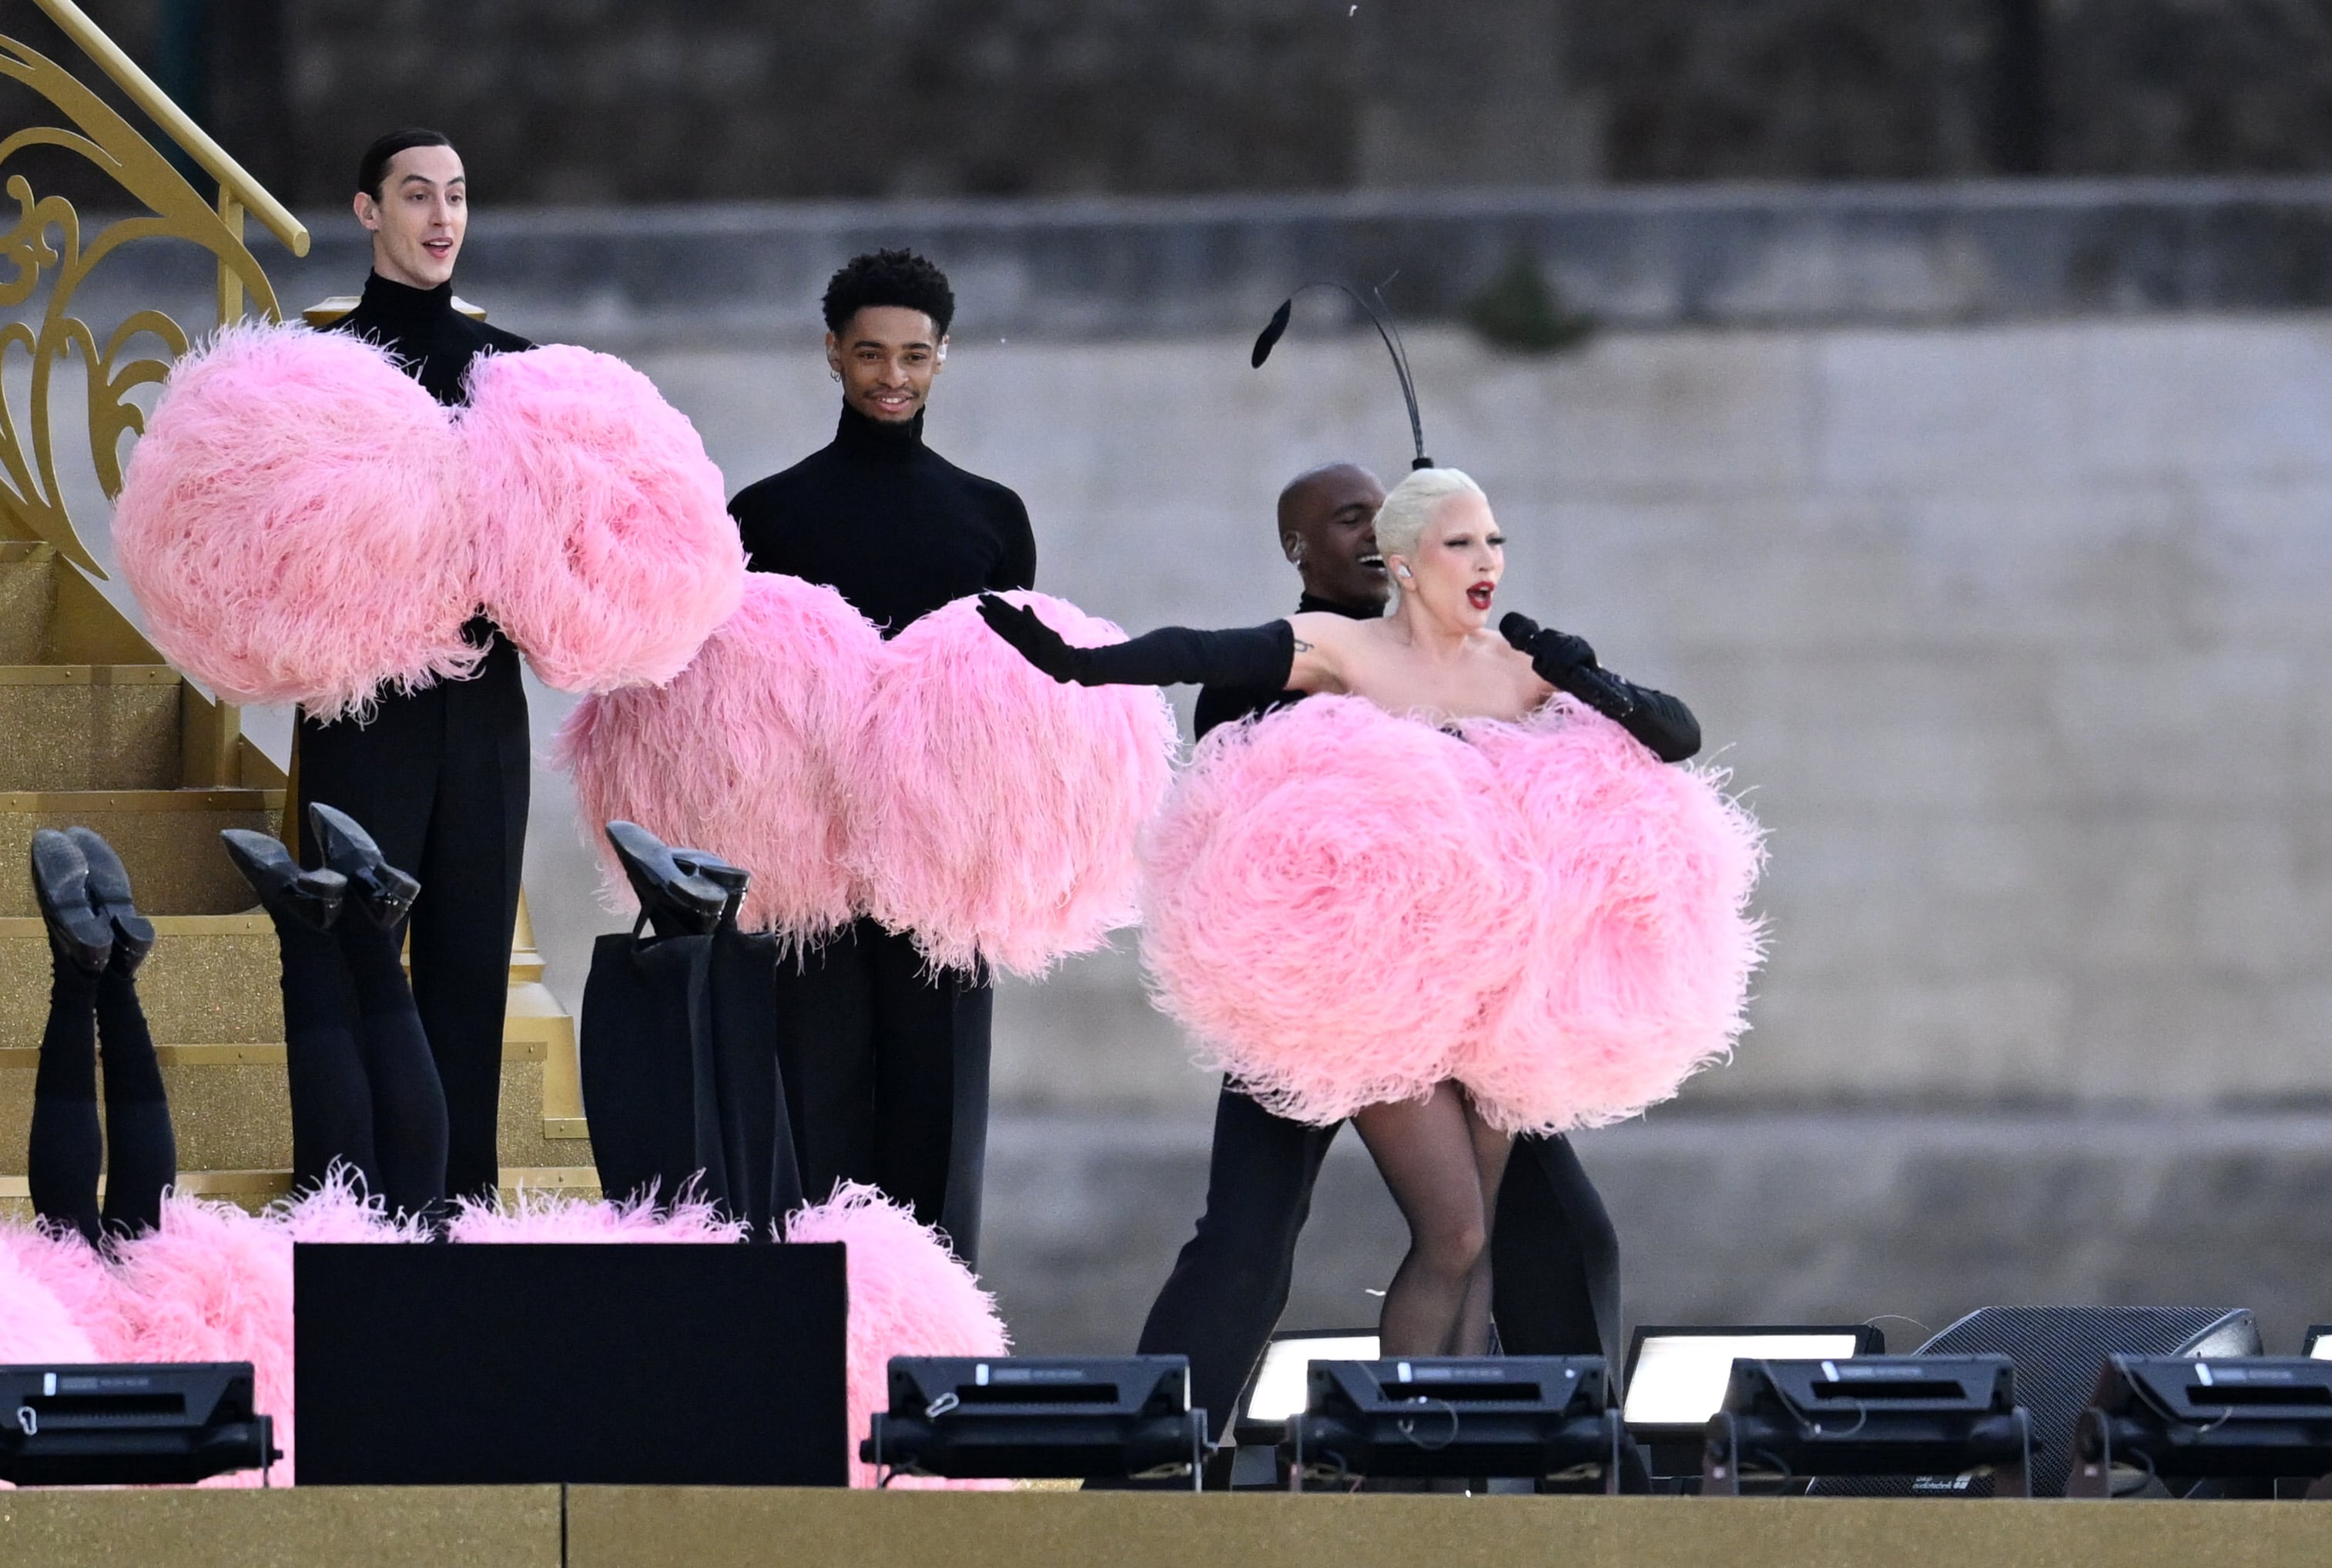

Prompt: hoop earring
[{"left": 829, "top": 367, "right": 841, "bottom": 382}]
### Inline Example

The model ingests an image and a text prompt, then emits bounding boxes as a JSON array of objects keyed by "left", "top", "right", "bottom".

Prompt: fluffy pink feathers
[
  {"left": 1142, "top": 696, "right": 1762, "bottom": 1132},
  {"left": 786, "top": 1183, "right": 1011, "bottom": 1489},
  {"left": 847, "top": 592, "right": 1178, "bottom": 977},
  {"left": 1462, "top": 702, "right": 1766, "bottom": 1134},
  {"left": 1141, "top": 696, "right": 1535, "bottom": 1124},
  {"left": 113, "top": 323, "right": 477, "bottom": 721},
  {"left": 558, "top": 573, "right": 879, "bottom": 943},
  {"left": 462, "top": 345, "right": 746, "bottom": 692}
]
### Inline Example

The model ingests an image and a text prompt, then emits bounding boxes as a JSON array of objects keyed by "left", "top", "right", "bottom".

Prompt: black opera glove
[
  {"left": 1500, "top": 611, "right": 1703, "bottom": 764},
  {"left": 977, "top": 594, "right": 1297, "bottom": 690},
  {"left": 1500, "top": 612, "right": 1634, "bottom": 719},
  {"left": 977, "top": 594, "right": 1084, "bottom": 682}
]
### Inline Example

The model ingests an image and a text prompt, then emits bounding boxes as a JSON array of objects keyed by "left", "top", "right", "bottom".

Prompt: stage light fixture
[
  {"left": 863, "top": 1357, "right": 1205, "bottom": 1486},
  {"left": 0, "top": 1363, "right": 276, "bottom": 1486},
  {"left": 1623, "top": 1323, "right": 1885, "bottom": 1479},
  {"left": 2068, "top": 1355, "right": 2332, "bottom": 1499},
  {"left": 1282, "top": 1356, "right": 1627, "bottom": 1491},
  {"left": 1701, "top": 1355, "right": 2032, "bottom": 1498}
]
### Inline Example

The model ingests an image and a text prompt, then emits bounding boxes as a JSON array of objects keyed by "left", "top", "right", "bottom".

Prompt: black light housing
[
  {"left": 1282, "top": 1356, "right": 1627, "bottom": 1490},
  {"left": 862, "top": 1356, "right": 1204, "bottom": 1486},
  {"left": 2069, "top": 1355, "right": 2332, "bottom": 1499},
  {"left": 0, "top": 1362, "right": 276, "bottom": 1486},
  {"left": 1703, "top": 1355, "right": 2032, "bottom": 1498}
]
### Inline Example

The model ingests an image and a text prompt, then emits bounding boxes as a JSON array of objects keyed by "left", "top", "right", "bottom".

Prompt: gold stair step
[
  {"left": 0, "top": 914, "right": 282, "bottom": 1045},
  {"left": 0, "top": 792, "right": 283, "bottom": 916},
  {"left": 0, "top": 666, "right": 183, "bottom": 791}
]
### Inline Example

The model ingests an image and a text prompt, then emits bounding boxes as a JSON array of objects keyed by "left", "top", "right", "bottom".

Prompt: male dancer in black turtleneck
[
  {"left": 292, "top": 128, "right": 533, "bottom": 1204},
  {"left": 1131, "top": 461, "right": 1624, "bottom": 1483},
  {"left": 728, "top": 250, "right": 1034, "bottom": 1265}
]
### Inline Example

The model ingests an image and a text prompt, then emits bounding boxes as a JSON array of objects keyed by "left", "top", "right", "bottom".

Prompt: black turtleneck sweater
[
  {"left": 1192, "top": 591, "right": 1382, "bottom": 739},
  {"left": 327, "top": 272, "right": 531, "bottom": 407},
  {"left": 729, "top": 406, "right": 1036, "bottom": 636}
]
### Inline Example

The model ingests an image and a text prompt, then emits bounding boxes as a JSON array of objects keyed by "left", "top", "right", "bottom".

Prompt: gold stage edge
[{"left": 1, "top": 1489, "right": 2330, "bottom": 1568}]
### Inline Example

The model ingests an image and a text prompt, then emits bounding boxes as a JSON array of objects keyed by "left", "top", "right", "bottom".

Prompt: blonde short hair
[{"left": 1372, "top": 467, "right": 1486, "bottom": 591}]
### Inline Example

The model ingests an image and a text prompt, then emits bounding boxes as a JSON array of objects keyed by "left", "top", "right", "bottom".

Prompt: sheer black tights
[{"left": 1351, "top": 1081, "right": 1513, "bottom": 1357}]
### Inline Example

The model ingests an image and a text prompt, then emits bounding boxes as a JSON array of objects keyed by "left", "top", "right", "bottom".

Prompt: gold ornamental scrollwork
[{"left": 0, "top": 32, "right": 288, "bottom": 578}]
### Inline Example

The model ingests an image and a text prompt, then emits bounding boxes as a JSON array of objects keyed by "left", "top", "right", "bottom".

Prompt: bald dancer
[{"left": 1127, "top": 461, "right": 1623, "bottom": 1483}]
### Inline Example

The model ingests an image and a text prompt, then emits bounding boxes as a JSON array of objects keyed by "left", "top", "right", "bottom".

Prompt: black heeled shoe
[
  {"left": 605, "top": 822, "right": 726, "bottom": 939},
  {"left": 306, "top": 803, "right": 421, "bottom": 930},
  {"left": 66, "top": 827, "right": 155, "bottom": 974},
  {"left": 31, "top": 829, "right": 111, "bottom": 974},
  {"left": 668, "top": 847, "right": 750, "bottom": 927},
  {"left": 220, "top": 830, "right": 348, "bottom": 931}
]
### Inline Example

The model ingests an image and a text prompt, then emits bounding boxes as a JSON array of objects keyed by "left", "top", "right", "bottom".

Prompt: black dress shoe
[
  {"left": 605, "top": 822, "right": 726, "bottom": 939},
  {"left": 220, "top": 830, "right": 347, "bottom": 930},
  {"left": 66, "top": 827, "right": 155, "bottom": 974},
  {"left": 31, "top": 829, "right": 111, "bottom": 974},
  {"left": 305, "top": 803, "right": 421, "bottom": 929},
  {"left": 668, "top": 847, "right": 750, "bottom": 926}
]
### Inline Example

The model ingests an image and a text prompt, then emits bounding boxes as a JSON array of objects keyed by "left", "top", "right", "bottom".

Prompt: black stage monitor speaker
[
  {"left": 1285, "top": 1356, "right": 1623, "bottom": 1489},
  {"left": 1807, "top": 1305, "right": 2257, "bottom": 1499},
  {"left": 2069, "top": 1355, "right": 2332, "bottom": 1498},
  {"left": 865, "top": 1356, "right": 1204, "bottom": 1484},
  {"left": 1704, "top": 1355, "right": 2032, "bottom": 1497},
  {"left": 0, "top": 1362, "right": 276, "bottom": 1486},
  {"left": 295, "top": 1242, "right": 847, "bottom": 1486},
  {"left": 1623, "top": 1324, "right": 1886, "bottom": 1479}
]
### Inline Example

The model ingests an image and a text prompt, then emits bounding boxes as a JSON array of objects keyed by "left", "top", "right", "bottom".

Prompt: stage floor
[{"left": 2, "top": 1487, "right": 2330, "bottom": 1568}]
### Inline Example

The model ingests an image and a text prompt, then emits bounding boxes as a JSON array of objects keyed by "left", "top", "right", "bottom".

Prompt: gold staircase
[{"left": 0, "top": 2, "right": 595, "bottom": 1208}]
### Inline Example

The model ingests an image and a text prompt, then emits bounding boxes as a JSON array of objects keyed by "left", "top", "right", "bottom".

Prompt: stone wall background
[{"left": 22, "top": 2, "right": 2332, "bottom": 206}]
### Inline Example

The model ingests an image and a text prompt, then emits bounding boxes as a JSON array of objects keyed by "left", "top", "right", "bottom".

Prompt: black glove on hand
[
  {"left": 1501, "top": 611, "right": 1633, "bottom": 717},
  {"left": 1499, "top": 613, "right": 1598, "bottom": 682},
  {"left": 978, "top": 594, "right": 1086, "bottom": 683}
]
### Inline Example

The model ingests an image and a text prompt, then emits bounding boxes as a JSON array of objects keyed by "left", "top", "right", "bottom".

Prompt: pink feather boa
[
  {"left": 1141, "top": 696, "right": 1534, "bottom": 1124},
  {"left": 112, "top": 322, "right": 477, "bottom": 721},
  {"left": 463, "top": 345, "right": 746, "bottom": 692},
  {"left": 558, "top": 573, "right": 878, "bottom": 943},
  {"left": 0, "top": 1180, "right": 1007, "bottom": 1489},
  {"left": 1459, "top": 702, "right": 1766, "bottom": 1134},
  {"left": 847, "top": 592, "right": 1178, "bottom": 977},
  {"left": 1141, "top": 695, "right": 1762, "bottom": 1131}
]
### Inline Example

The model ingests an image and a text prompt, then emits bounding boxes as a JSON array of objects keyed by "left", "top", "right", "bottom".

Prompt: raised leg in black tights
[
  {"left": 337, "top": 915, "right": 447, "bottom": 1220},
  {"left": 29, "top": 952, "right": 103, "bottom": 1245},
  {"left": 95, "top": 953, "right": 174, "bottom": 1238},
  {"left": 32, "top": 943, "right": 176, "bottom": 1245},
  {"left": 1351, "top": 1081, "right": 1514, "bottom": 1357},
  {"left": 270, "top": 915, "right": 380, "bottom": 1198}
]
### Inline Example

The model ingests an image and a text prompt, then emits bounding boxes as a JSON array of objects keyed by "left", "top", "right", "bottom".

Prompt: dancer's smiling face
[
  {"left": 1279, "top": 463, "right": 1389, "bottom": 611},
  {"left": 826, "top": 305, "right": 947, "bottom": 424},
  {"left": 356, "top": 144, "right": 466, "bottom": 290},
  {"left": 1387, "top": 490, "right": 1505, "bottom": 631}
]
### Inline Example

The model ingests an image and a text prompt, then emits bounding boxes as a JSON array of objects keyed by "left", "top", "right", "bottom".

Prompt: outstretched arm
[
  {"left": 978, "top": 595, "right": 1300, "bottom": 691},
  {"left": 1500, "top": 613, "right": 1700, "bottom": 762}
]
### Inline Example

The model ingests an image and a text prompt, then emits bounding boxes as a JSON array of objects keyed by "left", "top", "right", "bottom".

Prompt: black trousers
[
  {"left": 772, "top": 917, "right": 990, "bottom": 1266},
  {"left": 293, "top": 634, "right": 529, "bottom": 1204},
  {"left": 1137, "top": 1081, "right": 1621, "bottom": 1444}
]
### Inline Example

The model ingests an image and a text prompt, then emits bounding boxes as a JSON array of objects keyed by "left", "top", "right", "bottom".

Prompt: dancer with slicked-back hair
[
  {"left": 727, "top": 250, "right": 1034, "bottom": 1265},
  {"left": 981, "top": 466, "right": 1702, "bottom": 1365},
  {"left": 291, "top": 128, "right": 534, "bottom": 1203}
]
